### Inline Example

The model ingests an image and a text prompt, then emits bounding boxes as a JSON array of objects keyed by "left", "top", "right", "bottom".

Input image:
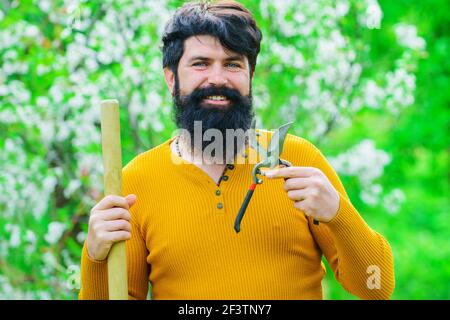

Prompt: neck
[
  {"left": 172, "top": 133, "right": 227, "bottom": 185},
  {"left": 176, "top": 132, "right": 233, "bottom": 167}
]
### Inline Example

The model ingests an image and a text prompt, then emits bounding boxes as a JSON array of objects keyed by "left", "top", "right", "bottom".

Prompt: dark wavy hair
[{"left": 162, "top": 0, "right": 262, "bottom": 76}]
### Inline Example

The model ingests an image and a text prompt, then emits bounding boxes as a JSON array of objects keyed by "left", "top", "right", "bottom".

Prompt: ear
[{"left": 164, "top": 67, "right": 175, "bottom": 96}]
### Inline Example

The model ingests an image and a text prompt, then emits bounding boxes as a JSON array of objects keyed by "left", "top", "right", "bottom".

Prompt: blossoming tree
[{"left": 0, "top": 0, "right": 425, "bottom": 298}]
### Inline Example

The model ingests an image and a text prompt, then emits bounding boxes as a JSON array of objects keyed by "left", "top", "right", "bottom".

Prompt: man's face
[
  {"left": 165, "top": 35, "right": 254, "bottom": 160},
  {"left": 176, "top": 35, "right": 251, "bottom": 104}
]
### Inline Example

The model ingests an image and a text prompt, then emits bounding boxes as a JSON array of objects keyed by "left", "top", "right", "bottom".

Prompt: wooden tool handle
[{"left": 100, "top": 99, "right": 128, "bottom": 300}]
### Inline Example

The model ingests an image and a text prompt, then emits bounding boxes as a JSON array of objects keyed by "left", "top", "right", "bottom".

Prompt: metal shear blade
[{"left": 234, "top": 121, "right": 293, "bottom": 232}]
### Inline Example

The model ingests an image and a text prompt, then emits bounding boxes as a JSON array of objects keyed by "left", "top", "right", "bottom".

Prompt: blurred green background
[{"left": 0, "top": 0, "right": 448, "bottom": 299}]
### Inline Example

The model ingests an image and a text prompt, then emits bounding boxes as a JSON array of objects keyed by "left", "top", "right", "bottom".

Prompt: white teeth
[{"left": 206, "top": 95, "right": 227, "bottom": 101}]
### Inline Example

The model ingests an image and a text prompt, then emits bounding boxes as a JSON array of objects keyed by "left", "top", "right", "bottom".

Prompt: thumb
[{"left": 125, "top": 194, "right": 137, "bottom": 207}]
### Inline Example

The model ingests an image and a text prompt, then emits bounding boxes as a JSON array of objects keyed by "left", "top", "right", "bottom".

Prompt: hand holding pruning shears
[
  {"left": 263, "top": 166, "right": 340, "bottom": 225},
  {"left": 234, "top": 121, "right": 339, "bottom": 233}
]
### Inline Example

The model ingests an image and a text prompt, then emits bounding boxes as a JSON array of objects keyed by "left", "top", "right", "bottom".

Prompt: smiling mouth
[{"left": 203, "top": 95, "right": 230, "bottom": 106}]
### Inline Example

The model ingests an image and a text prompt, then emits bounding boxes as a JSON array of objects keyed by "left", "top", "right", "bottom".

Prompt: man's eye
[
  {"left": 227, "top": 63, "right": 240, "bottom": 68},
  {"left": 192, "top": 62, "right": 206, "bottom": 67}
]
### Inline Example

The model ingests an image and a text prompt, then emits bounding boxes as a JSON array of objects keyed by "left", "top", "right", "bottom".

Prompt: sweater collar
[{"left": 160, "top": 137, "right": 260, "bottom": 189}]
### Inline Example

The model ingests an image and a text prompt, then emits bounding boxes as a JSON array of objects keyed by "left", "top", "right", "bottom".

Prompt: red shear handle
[{"left": 234, "top": 183, "right": 257, "bottom": 233}]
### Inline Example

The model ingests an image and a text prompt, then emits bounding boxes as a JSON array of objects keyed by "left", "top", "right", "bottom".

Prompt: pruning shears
[{"left": 233, "top": 120, "right": 319, "bottom": 233}]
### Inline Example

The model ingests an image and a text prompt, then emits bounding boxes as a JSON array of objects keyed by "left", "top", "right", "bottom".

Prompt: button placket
[
  {"left": 213, "top": 163, "right": 236, "bottom": 213},
  {"left": 214, "top": 188, "right": 225, "bottom": 213},
  {"left": 212, "top": 177, "right": 225, "bottom": 213},
  {"left": 216, "top": 163, "right": 238, "bottom": 212}
]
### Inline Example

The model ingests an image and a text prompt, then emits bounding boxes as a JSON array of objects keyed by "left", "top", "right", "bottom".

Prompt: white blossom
[
  {"left": 364, "top": 80, "right": 385, "bottom": 108},
  {"left": 42, "top": 251, "right": 58, "bottom": 276},
  {"left": 360, "top": 184, "right": 383, "bottom": 206},
  {"left": 329, "top": 139, "right": 391, "bottom": 187},
  {"left": 25, "top": 230, "right": 37, "bottom": 256},
  {"left": 364, "top": 1, "right": 383, "bottom": 29},
  {"left": 383, "top": 189, "right": 406, "bottom": 214},
  {"left": 35, "top": 0, "right": 51, "bottom": 13},
  {"left": 49, "top": 83, "right": 64, "bottom": 103},
  {"left": 64, "top": 180, "right": 81, "bottom": 198},
  {"left": 335, "top": 1, "right": 350, "bottom": 17},
  {"left": 76, "top": 231, "right": 87, "bottom": 243},
  {"left": 5, "top": 224, "right": 21, "bottom": 248},
  {"left": 36, "top": 96, "right": 50, "bottom": 108},
  {"left": 395, "top": 24, "right": 426, "bottom": 51},
  {"left": 24, "top": 24, "right": 40, "bottom": 38},
  {"left": 44, "top": 222, "right": 67, "bottom": 245},
  {"left": 38, "top": 291, "right": 52, "bottom": 300}
]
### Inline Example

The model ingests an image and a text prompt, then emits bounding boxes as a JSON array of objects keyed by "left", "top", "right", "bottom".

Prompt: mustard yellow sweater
[{"left": 79, "top": 132, "right": 394, "bottom": 300}]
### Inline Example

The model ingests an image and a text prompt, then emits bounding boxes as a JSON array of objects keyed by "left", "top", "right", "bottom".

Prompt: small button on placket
[
  {"left": 214, "top": 188, "right": 224, "bottom": 212},
  {"left": 222, "top": 175, "right": 229, "bottom": 181}
]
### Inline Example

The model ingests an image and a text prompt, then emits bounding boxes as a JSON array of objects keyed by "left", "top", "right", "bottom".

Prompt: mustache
[
  {"left": 172, "top": 83, "right": 254, "bottom": 161},
  {"left": 179, "top": 86, "right": 245, "bottom": 105}
]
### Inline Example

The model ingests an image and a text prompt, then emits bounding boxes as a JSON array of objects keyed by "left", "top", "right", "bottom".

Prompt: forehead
[{"left": 181, "top": 35, "right": 246, "bottom": 61}]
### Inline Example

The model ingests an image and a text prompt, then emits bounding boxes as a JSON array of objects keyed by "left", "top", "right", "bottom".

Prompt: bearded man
[{"left": 79, "top": 0, "right": 394, "bottom": 300}]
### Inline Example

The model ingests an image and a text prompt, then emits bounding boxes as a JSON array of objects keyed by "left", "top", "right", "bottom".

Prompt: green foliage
[{"left": 0, "top": 0, "right": 448, "bottom": 299}]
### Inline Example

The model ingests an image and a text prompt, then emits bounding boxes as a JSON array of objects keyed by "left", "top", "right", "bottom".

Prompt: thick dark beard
[{"left": 172, "top": 77, "right": 254, "bottom": 163}]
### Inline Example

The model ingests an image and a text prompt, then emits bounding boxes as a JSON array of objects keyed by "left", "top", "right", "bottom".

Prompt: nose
[{"left": 207, "top": 64, "right": 228, "bottom": 87}]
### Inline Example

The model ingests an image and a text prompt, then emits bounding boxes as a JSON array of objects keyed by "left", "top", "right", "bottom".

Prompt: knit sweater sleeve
[
  {"left": 306, "top": 142, "right": 395, "bottom": 299},
  {"left": 78, "top": 220, "right": 149, "bottom": 300},
  {"left": 78, "top": 243, "right": 108, "bottom": 299},
  {"left": 78, "top": 164, "right": 150, "bottom": 300}
]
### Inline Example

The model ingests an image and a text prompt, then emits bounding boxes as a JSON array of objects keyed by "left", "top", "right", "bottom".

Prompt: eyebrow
[{"left": 188, "top": 55, "right": 245, "bottom": 63}]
